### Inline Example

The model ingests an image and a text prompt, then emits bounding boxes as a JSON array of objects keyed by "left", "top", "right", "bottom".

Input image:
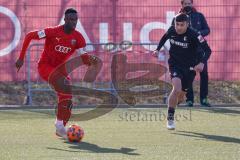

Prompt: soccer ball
[{"left": 67, "top": 124, "right": 84, "bottom": 142}]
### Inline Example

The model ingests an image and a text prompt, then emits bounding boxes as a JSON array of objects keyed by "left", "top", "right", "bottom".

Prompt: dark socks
[{"left": 167, "top": 107, "right": 175, "bottom": 121}]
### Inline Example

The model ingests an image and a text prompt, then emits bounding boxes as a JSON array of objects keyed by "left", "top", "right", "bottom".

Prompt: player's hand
[
  {"left": 15, "top": 58, "right": 24, "bottom": 72},
  {"left": 81, "top": 54, "right": 98, "bottom": 66},
  {"left": 194, "top": 63, "right": 204, "bottom": 72},
  {"left": 152, "top": 50, "right": 159, "bottom": 58},
  {"left": 89, "top": 55, "right": 98, "bottom": 65}
]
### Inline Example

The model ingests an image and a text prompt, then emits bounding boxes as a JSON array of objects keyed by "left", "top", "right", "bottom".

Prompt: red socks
[{"left": 56, "top": 94, "right": 73, "bottom": 126}]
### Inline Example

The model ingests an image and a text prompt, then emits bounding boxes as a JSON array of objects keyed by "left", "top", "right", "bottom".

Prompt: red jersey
[{"left": 19, "top": 25, "right": 86, "bottom": 67}]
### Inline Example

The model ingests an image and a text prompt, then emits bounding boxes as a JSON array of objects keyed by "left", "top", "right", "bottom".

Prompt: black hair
[
  {"left": 181, "top": 0, "right": 193, "bottom": 4},
  {"left": 175, "top": 13, "right": 189, "bottom": 22},
  {"left": 64, "top": 8, "right": 77, "bottom": 15}
]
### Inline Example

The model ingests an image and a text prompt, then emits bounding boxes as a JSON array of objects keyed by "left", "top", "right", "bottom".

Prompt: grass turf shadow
[
  {"left": 172, "top": 131, "right": 240, "bottom": 144},
  {"left": 47, "top": 141, "right": 140, "bottom": 155}
]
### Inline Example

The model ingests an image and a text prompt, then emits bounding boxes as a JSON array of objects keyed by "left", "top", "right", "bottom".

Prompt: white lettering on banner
[
  {"left": 60, "top": 12, "right": 175, "bottom": 53},
  {"left": 99, "top": 23, "right": 109, "bottom": 44},
  {"left": 0, "top": 7, "right": 174, "bottom": 57},
  {"left": 97, "top": 12, "right": 175, "bottom": 52},
  {"left": 0, "top": 6, "right": 21, "bottom": 57},
  {"left": 140, "top": 11, "right": 175, "bottom": 51},
  {"left": 123, "top": 23, "right": 133, "bottom": 51},
  {"left": 100, "top": 23, "right": 133, "bottom": 51}
]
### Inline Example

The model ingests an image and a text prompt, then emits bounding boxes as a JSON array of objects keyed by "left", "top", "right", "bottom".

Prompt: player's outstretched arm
[
  {"left": 152, "top": 27, "right": 172, "bottom": 57},
  {"left": 15, "top": 31, "right": 41, "bottom": 72},
  {"left": 152, "top": 34, "right": 168, "bottom": 58}
]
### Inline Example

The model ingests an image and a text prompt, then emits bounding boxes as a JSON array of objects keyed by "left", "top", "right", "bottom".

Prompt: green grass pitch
[{"left": 0, "top": 107, "right": 239, "bottom": 160}]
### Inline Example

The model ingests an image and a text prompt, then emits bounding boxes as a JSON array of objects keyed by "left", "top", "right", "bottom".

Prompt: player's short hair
[
  {"left": 175, "top": 13, "right": 189, "bottom": 22},
  {"left": 65, "top": 8, "right": 77, "bottom": 15},
  {"left": 181, "top": 0, "right": 193, "bottom": 4}
]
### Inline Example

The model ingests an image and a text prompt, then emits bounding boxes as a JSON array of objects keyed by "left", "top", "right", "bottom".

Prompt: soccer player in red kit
[{"left": 15, "top": 8, "right": 99, "bottom": 139}]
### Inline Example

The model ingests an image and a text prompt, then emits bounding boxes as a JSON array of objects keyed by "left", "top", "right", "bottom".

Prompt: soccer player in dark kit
[
  {"left": 152, "top": 13, "right": 211, "bottom": 130},
  {"left": 15, "top": 8, "right": 100, "bottom": 138}
]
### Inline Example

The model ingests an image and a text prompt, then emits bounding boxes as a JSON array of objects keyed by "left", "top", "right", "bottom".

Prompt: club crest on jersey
[
  {"left": 71, "top": 39, "right": 77, "bottom": 45},
  {"left": 184, "top": 36, "right": 187, "bottom": 41}
]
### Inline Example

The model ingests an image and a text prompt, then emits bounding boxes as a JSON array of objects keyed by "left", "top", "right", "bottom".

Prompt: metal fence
[
  {"left": 0, "top": 1, "right": 240, "bottom": 105},
  {"left": 1, "top": 0, "right": 240, "bottom": 81},
  {"left": 26, "top": 43, "right": 171, "bottom": 106}
]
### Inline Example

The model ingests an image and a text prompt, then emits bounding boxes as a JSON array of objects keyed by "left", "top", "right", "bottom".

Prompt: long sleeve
[
  {"left": 199, "top": 13, "right": 210, "bottom": 37},
  {"left": 195, "top": 35, "right": 211, "bottom": 63},
  {"left": 200, "top": 42, "right": 211, "bottom": 63},
  {"left": 19, "top": 31, "right": 41, "bottom": 60},
  {"left": 156, "top": 27, "right": 172, "bottom": 51}
]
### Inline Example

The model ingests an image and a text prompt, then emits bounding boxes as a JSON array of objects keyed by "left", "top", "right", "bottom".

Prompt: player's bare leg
[
  {"left": 167, "top": 77, "right": 182, "bottom": 130},
  {"left": 177, "top": 91, "right": 187, "bottom": 105}
]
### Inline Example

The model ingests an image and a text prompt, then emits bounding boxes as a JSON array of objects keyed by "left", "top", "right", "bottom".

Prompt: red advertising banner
[{"left": 0, "top": 0, "right": 239, "bottom": 81}]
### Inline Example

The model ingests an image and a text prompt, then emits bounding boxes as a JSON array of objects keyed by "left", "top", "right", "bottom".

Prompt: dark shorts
[{"left": 169, "top": 65, "right": 196, "bottom": 92}]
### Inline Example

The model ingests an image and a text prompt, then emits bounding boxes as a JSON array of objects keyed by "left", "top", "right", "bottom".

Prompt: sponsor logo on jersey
[
  {"left": 55, "top": 45, "right": 71, "bottom": 53},
  {"left": 170, "top": 39, "right": 189, "bottom": 48}
]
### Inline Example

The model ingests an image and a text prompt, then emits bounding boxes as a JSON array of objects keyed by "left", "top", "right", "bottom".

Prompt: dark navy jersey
[{"left": 156, "top": 26, "right": 211, "bottom": 68}]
